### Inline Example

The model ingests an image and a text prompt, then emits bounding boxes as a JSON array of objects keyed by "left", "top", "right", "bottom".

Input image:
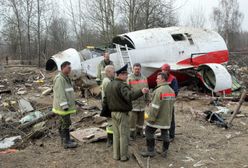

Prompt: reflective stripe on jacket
[
  {"left": 145, "top": 82, "right": 175, "bottom": 129},
  {"left": 127, "top": 73, "right": 148, "bottom": 111},
  {"left": 52, "top": 73, "right": 76, "bottom": 116}
]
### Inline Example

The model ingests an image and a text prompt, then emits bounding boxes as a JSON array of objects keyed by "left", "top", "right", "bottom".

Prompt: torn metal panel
[
  {"left": 231, "top": 75, "right": 241, "bottom": 91},
  {"left": 0, "top": 136, "right": 22, "bottom": 149},
  {"left": 19, "top": 111, "right": 44, "bottom": 124},
  {"left": 46, "top": 48, "right": 83, "bottom": 80},
  {"left": 197, "top": 63, "right": 232, "bottom": 93},
  {"left": 18, "top": 99, "right": 34, "bottom": 113}
]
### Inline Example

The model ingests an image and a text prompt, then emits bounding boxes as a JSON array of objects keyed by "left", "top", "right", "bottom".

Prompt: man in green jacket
[
  {"left": 127, "top": 63, "right": 148, "bottom": 140},
  {"left": 141, "top": 72, "right": 175, "bottom": 158},
  {"left": 96, "top": 52, "right": 114, "bottom": 85},
  {"left": 52, "top": 61, "right": 77, "bottom": 149},
  {"left": 103, "top": 64, "right": 149, "bottom": 162},
  {"left": 101, "top": 65, "right": 115, "bottom": 147}
]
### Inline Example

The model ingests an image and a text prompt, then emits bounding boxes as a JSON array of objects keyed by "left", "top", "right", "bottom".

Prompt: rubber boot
[
  {"left": 130, "top": 130, "right": 136, "bottom": 141},
  {"left": 106, "top": 133, "right": 113, "bottom": 147},
  {"left": 59, "top": 128, "right": 75, "bottom": 144},
  {"left": 137, "top": 128, "right": 145, "bottom": 138},
  {"left": 140, "top": 139, "right": 156, "bottom": 157},
  {"left": 58, "top": 128, "right": 64, "bottom": 145},
  {"left": 63, "top": 129, "right": 77, "bottom": 149},
  {"left": 161, "top": 141, "right": 170, "bottom": 158}
]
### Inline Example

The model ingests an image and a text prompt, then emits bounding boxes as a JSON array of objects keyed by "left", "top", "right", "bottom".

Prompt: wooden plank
[{"left": 130, "top": 147, "right": 145, "bottom": 168}]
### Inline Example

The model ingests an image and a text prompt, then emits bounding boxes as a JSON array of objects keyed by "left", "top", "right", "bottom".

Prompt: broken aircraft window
[
  {"left": 185, "top": 33, "right": 194, "bottom": 45},
  {"left": 171, "top": 34, "right": 186, "bottom": 41},
  {"left": 188, "top": 38, "right": 194, "bottom": 45}
]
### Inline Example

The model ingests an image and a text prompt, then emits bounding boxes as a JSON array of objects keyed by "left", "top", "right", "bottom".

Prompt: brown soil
[{"left": 1, "top": 67, "right": 248, "bottom": 168}]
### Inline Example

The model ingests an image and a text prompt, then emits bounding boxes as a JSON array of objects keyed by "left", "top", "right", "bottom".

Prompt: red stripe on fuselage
[
  {"left": 177, "top": 50, "right": 229, "bottom": 66},
  {"left": 147, "top": 50, "right": 229, "bottom": 88}
]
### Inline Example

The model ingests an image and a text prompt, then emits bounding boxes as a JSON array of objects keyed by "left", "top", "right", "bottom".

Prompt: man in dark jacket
[{"left": 103, "top": 64, "right": 149, "bottom": 162}]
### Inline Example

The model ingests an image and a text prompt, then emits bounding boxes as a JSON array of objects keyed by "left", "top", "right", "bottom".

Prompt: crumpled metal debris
[
  {"left": 19, "top": 111, "right": 44, "bottom": 124},
  {"left": 0, "top": 136, "right": 22, "bottom": 149}
]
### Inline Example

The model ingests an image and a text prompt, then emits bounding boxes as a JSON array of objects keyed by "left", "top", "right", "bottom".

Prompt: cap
[
  {"left": 116, "top": 64, "right": 128, "bottom": 75},
  {"left": 161, "top": 64, "right": 170, "bottom": 72}
]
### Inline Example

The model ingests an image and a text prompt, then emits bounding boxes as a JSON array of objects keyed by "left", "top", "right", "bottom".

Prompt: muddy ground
[{"left": 0, "top": 67, "right": 248, "bottom": 168}]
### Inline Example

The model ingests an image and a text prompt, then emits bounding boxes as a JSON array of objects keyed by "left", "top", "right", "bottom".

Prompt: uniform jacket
[
  {"left": 52, "top": 73, "right": 76, "bottom": 116},
  {"left": 127, "top": 73, "right": 148, "bottom": 111},
  {"left": 167, "top": 74, "right": 178, "bottom": 96},
  {"left": 103, "top": 78, "right": 143, "bottom": 112},
  {"left": 145, "top": 82, "right": 175, "bottom": 129},
  {"left": 96, "top": 60, "right": 114, "bottom": 81},
  {"left": 101, "top": 77, "right": 111, "bottom": 100}
]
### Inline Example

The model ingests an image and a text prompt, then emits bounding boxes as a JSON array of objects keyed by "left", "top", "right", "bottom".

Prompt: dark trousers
[
  {"left": 145, "top": 125, "right": 169, "bottom": 142},
  {"left": 169, "top": 108, "right": 175, "bottom": 138},
  {"left": 59, "top": 114, "right": 71, "bottom": 130}
]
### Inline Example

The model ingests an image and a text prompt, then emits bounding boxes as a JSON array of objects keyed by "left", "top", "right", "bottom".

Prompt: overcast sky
[{"left": 177, "top": 0, "right": 248, "bottom": 30}]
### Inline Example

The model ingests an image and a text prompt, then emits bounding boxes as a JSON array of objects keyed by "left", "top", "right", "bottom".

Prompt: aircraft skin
[{"left": 46, "top": 27, "right": 232, "bottom": 93}]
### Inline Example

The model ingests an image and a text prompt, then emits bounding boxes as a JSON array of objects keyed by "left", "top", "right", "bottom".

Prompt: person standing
[
  {"left": 96, "top": 52, "right": 114, "bottom": 85},
  {"left": 101, "top": 65, "right": 115, "bottom": 147},
  {"left": 103, "top": 64, "right": 149, "bottom": 162},
  {"left": 52, "top": 61, "right": 77, "bottom": 149},
  {"left": 127, "top": 63, "right": 148, "bottom": 140},
  {"left": 141, "top": 72, "right": 175, "bottom": 158},
  {"left": 161, "top": 64, "right": 178, "bottom": 141}
]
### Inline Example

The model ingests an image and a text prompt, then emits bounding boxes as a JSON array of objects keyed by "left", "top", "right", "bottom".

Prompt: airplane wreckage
[{"left": 45, "top": 27, "right": 240, "bottom": 94}]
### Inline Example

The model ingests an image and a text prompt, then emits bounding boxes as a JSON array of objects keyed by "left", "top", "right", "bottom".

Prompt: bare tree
[
  {"left": 86, "top": 0, "right": 117, "bottom": 43},
  {"left": 142, "top": 0, "right": 178, "bottom": 28},
  {"left": 212, "top": 0, "right": 244, "bottom": 50},
  {"left": 187, "top": 6, "right": 206, "bottom": 28},
  {"left": 0, "top": 0, "right": 51, "bottom": 65},
  {"left": 0, "top": 0, "right": 25, "bottom": 62},
  {"left": 119, "top": 0, "right": 145, "bottom": 31},
  {"left": 23, "top": 0, "right": 34, "bottom": 64},
  {"left": 63, "top": 0, "right": 88, "bottom": 49},
  {"left": 48, "top": 17, "right": 70, "bottom": 52},
  {"left": 37, "top": 0, "right": 41, "bottom": 66},
  {"left": 0, "top": 0, "right": 179, "bottom": 65},
  {"left": 119, "top": 0, "right": 178, "bottom": 31}
]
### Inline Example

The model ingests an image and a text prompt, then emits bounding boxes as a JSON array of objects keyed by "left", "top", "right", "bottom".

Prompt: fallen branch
[{"left": 6, "top": 123, "right": 27, "bottom": 137}]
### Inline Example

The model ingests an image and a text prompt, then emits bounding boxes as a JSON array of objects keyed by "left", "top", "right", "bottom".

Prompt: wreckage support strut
[{"left": 227, "top": 90, "right": 247, "bottom": 127}]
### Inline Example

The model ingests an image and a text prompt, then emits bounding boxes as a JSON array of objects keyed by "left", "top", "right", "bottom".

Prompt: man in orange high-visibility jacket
[
  {"left": 127, "top": 63, "right": 149, "bottom": 140},
  {"left": 141, "top": 72, "right": 175, "bottom": 158}
]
